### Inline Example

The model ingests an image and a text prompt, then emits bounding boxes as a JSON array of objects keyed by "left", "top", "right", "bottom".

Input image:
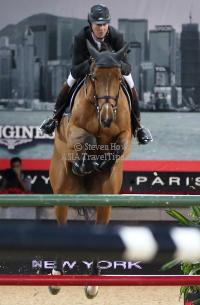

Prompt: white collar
[{"left": 92, "top": 33, "right": 104, "bottom": 51}]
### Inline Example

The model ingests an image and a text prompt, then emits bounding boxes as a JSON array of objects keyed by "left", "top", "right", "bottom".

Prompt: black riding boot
[
  {"left": 40, "top": 82, "right": 71, "bottom": 135},
  {"left": 131, "top": 87, "right": 152, "bottom": 145}
]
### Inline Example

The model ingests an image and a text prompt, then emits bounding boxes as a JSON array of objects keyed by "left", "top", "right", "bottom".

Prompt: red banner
[{"left": 1, "top": 159, "right": 200, "bottom": 172}]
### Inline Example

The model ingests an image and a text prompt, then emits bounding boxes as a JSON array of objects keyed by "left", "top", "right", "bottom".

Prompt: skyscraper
[
  {"left": 118, "top": 19, "right": 148, "bottom": 96},
  {"left": 18, "top": 28, "right": 40, "bottom": 99},
  {"left": 149, "top": 25, "right": 176, "bottom": 86},
  {"left": 181, "top": 23, "right": 200, "bottom": 105},
  {"left": 0, "top": 47, "right": 12, "bottom": 99},
  {"left": 118, "top": 19, "right": 148, "bottom": 62},
  {"left": 0, "top": 37, "right": 9, "bottom": 48},
  {"left": 48, "top": 60, "right": 71, "bottom": 101},
  {"left": 57, "top": 17, "right": 87, "bottom": 61},
  {"left": 175, "top": 33, "right": 181, "bottom": 87},
  {"left": 128, "top": 42, "right": 141, "bottom": 93},
  {"left": 149, "top": 26, "right": 178, "bottom": 107}
]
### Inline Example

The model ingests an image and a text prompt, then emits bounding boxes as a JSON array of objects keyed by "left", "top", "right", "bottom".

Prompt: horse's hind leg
[
  {"left": 84, "top": 261, "right": 101, "bottom": 299},
  {"left": 50, "top": 156, "right": 84, "bottom": 225},
  {"left": 84, "top": 164, "right": 123, "bottom": 298},
  {"left": 84, "top": 206, "right": 112, "bottom": 299},
  {"left": 49, "top": 158, "right": 84, "bottom": 295}
]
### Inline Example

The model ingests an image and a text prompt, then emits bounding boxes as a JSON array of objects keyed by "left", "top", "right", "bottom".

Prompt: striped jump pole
[
  {"left": 0, "top": 275, "right": 199, "bottom": 286},
  {"left": 0, "top": 222, "right": 199, "bottom": 263},
  {"left": 0, "top": 194, "right": 200, "bottom": 207}
]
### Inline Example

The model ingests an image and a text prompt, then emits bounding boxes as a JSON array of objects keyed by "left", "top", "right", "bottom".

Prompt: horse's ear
[
  {"left": 115, "top": 43, "right": 130, "bottom": 61},
  {"left": 86, "top": 39, "right": 99, "bottom": 60}
]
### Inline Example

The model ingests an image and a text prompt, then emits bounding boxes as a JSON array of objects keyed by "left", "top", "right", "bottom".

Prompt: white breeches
[
  {"left": 67, "top": 72, "right": 134, "bottom": 89},
  {"left": 123, "top": 74, "right": 134, "bottom": 89},
  {"left": 67, "top": 72, "right": 76, "bottom": 87}
]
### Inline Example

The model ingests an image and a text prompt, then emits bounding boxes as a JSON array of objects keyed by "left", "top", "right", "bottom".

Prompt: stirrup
[
  {"left": 39, "top": 116, "right": 58, "bottom": 136},
  {"left": 134, "top": 126, "right": 153, "bottom": 145}
]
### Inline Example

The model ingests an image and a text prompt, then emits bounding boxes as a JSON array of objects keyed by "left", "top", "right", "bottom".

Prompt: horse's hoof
[
  {"left": 72, "top": 161, "right": 85, "bottom": 176},
  {"left": 81, "top": 159, "right": 94, "bottom": 174},
  {"left": 93, "top": 160, "right": 104, "bottom": 172},
  {"left": 72, "top": 159, "right": 93, "bottom": 176},
  {"left": 48, "top": 285, "right": 61, "bottom": 295},
  {"left": 100, "top": 160, "right": 115, "bottom": 172},
  {"left": 84, "top": 286, "right": 98, "bottom": 299},
  {"left": 48, "top": 269, "right": 62, "bottom": 295}
]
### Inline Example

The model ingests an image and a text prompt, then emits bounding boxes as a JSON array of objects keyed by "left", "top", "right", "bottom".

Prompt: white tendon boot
[
  {"left": 84, "top": 285, "right": 99, "bottom": 299},
  {"left": 48, "top": 269, "right": 62, "bottom": 295}
]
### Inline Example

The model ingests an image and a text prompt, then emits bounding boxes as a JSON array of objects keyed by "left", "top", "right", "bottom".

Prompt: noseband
[{"left": 84, "top": 69, "right": 122, "bottom": 123}]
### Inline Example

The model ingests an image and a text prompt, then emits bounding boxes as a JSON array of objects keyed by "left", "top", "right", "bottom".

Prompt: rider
[{"left": 40, "top": 4, "right": 152, "bottom": 145}]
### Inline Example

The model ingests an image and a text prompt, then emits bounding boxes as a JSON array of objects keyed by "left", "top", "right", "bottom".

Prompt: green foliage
[
  {"left": 165, "top": 208, "right": 200, "bottom": 227},
  {"left": 189, "top": 206, "right": 200, "bottom": 220},
  {"left": 161, "top": 206, "right": 200, "bottom": 301},
  {"left": 180, "top": 262, "right": 200, "bottom": 297},
  {"left": 160, "top": 259, "right": 180, "bottom": 271}
]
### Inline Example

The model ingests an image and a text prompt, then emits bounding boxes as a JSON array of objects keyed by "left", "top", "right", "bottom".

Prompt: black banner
[
  {"left": 0, "top": 260, "right": 181, "bottom": 276},
  {"left": 1, "top": 170, "right": 199, "bottom": 194}
]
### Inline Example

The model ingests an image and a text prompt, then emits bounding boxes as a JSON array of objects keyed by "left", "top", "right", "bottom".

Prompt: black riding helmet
[{"left": 88, "top": 4, "right": 111, "bottom": 24}]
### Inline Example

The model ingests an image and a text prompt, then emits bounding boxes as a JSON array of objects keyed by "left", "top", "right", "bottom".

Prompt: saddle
[
  {"left": 62, "top": 77, "right": 86, "bottom": 119},
  {"left": 62, "top": 76, "right": 132, "bottom": 120}
]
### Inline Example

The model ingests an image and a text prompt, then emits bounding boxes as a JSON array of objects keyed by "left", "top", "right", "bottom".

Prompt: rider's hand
[{"left": 88, "top": 56, "right": 94, "bottom": 65}]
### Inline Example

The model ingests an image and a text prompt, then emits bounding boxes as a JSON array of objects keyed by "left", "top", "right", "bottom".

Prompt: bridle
[{"left": 84, "top": 68, "right": 122, "bottom": 136}]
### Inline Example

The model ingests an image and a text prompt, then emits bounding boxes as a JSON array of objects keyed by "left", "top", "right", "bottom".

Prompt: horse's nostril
[{"left": 101, "top": 117, "right": 113, "bottom": 128}]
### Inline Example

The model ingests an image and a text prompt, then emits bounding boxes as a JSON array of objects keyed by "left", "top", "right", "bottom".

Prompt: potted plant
[{"left": 160, "top": 206, "right": 200, "bottom": 305}]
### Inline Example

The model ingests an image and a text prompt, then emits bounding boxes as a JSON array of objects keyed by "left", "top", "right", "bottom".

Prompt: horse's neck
[
  {"left": 73, "top": 83, "right": 96, "bottom": 119},
  {"left": 86, "top": 79, "right": 95, "bottom": 100}
]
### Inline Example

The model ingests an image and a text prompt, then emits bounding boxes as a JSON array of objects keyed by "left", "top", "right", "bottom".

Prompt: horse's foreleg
[
  {"left": 67, "top": 125, "right": 97, "bottom": 175},
  {"left": 67, "top": 124, "right": 97, "bottom": 150},
  {"left": 94, "top": 130, "right": 131, "bottom": 173},
  {"left": 114, "top": 129, "right": 132, "bottom": 160}
]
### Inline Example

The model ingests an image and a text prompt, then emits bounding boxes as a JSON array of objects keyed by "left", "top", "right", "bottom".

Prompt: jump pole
[
  {"left": 0, "top": 194, "right": 200, "bottom": 207},
  {"left": 0, "top": 222, "right": 199, "bottom": 262},
  {"left": 0, "top": 275, "right": 199, "bottom": 286}
]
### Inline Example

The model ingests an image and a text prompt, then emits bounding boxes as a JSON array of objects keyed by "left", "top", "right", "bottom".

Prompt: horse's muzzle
[{"left": 100, "top": 116, "right": 113, "bottom": 128}]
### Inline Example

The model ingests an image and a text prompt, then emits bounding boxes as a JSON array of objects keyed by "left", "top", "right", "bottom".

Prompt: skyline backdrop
[
  {"left": 0, "top": 0, "right": 199, "bottom": 196},
  {"left": 0, "top": 0, "right": 198, "bottom": 33},
  {"left": 1, "top": 0, "right": 200, "bottom": 109}
]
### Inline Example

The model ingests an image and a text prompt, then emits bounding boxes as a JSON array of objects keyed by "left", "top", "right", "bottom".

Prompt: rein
[{"left": 84, "top": 69, "right": 122, "bottom": 137}]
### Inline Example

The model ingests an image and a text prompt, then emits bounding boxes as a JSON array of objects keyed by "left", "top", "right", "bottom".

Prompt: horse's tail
[{"left": 76, "top": 207, "right": 96, "bottom": 222}]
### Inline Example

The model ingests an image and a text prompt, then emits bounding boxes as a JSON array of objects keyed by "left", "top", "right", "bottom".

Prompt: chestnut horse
[{"left": 49, "top": 41, "right": 132, "bottom": 297}]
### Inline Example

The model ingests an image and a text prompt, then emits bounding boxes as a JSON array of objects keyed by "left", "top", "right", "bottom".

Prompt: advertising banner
[{"left": 1, "top": 0, "right": 200, "bottom": 195}]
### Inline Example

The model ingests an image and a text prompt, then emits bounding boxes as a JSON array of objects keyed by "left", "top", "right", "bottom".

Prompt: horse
[{"left": 49, "top": 40, "right": 132, "bottom": 298}]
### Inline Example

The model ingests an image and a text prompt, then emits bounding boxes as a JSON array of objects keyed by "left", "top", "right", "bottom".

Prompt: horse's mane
[
  {"left": 100, "top": 41, "right": 113, "bottom": 52},
  {"left": 93, "top": 43, "right": 121, "bottom": 68},
  {"left": 87, "top": 39, "right": 129, "bottom": 69},
  {"left": 93, "top": 50, "right": 121, "bottom": 68}
]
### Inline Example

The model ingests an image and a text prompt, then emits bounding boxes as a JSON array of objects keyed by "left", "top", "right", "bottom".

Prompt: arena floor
[{"left": 0, "top": 286, "right": 183, "bottom": 304}]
